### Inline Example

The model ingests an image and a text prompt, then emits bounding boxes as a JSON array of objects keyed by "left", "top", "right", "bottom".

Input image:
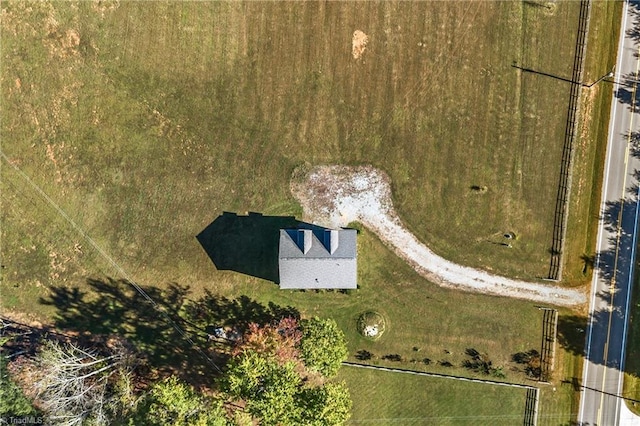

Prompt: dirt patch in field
[
  {"left": 93, "top": 0, "right": 120, "bottom": 18},
  {"left": 352, "top": 30, "right": 369, "bottom": 60},
  {"left": 63, "top": 29, "right": 80, "bottom": 50},
  {"left": 291, "top": 165, "right": 586, "bottom": 306}
]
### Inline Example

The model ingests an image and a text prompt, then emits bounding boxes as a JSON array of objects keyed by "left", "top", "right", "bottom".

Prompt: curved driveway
[{"left": 293, "top": 165, "right": 585, "bottom": 306}]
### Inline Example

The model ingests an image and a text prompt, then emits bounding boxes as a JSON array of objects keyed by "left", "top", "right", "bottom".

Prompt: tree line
[{"left": 1, "top": 313, "right": 351, "bottom": 426}]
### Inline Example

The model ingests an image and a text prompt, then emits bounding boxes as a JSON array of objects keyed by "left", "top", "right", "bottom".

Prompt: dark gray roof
[{"left": 278, "top": 229, "right": 357, "bottom": 289}]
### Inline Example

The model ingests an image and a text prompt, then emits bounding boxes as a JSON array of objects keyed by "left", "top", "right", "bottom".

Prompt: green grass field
[
  {"left": 0, "top": 1, "right": 621, "bottom": 423},
  {"left": 339, "top": 361, "right": 581, "bottom": 426},
  {"left": 338, "top": 365, "right": 531, "bottom": 425},
  {"left": 2, "top": 0, "right": 602, "bottom": 287},
  {"left": 564, "top": 0, "right": 622, "bottom": 285}
]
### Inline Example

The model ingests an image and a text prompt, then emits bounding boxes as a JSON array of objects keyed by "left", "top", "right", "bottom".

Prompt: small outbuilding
[{"left": 278, "top": 228, "right": 357, "bottom": 289}]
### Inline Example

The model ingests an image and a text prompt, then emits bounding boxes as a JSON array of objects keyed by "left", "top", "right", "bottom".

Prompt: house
[{"left": 278, "top": 228, "right": 357, "bottom": 289}]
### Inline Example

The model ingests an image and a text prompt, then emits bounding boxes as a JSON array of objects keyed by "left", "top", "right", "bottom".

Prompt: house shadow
[{"left": 196, "top": 212, "right": 328, "bottom": 283}]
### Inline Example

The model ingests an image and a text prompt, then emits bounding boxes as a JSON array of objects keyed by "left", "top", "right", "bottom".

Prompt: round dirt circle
[{"left": 357, "top": 311, "right": 387, "bottom": 340}]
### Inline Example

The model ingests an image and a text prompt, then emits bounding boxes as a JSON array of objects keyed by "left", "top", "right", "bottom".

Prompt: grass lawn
[
  {"left": 0, "top": 1, "right": 621, "bottom": 423},
  {"left": 563, "top": 0, "right": 623, "bottom": 286},
  {"left": 337, "top": 365, "right": 530, "bottom": 425},
  {"left": 338, "top": 350, "right": 582, "bottom": 426},
  {"left": 2, "top": 0, "right": 603, "bottom": 287}
]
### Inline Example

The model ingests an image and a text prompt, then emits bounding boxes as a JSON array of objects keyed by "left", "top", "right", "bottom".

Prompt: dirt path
[{"left": 291, "top": 165, "right": 586, "bottom": 307}]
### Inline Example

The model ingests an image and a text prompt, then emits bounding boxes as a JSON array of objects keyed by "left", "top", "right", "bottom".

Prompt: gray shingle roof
[{"left": 278, "top": 228, "right": 357, "bottom": 289}]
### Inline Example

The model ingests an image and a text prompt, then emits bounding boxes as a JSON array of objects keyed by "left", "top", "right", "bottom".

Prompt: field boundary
[
  {"left": 548, "top": 0, "right": 593, "bottom": 280},
  {"left": 539, "top": 307, "right": 559, "bottom": 382},
  {"left": 343, "top": 361, "right": 538, "bottom": 390},
  {"left": 343, "top": 362, "right": 540, "bottom": 424}
]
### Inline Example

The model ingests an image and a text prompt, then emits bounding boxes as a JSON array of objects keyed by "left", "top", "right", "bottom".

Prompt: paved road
[{"left": 579, "top": 2, "right": 640, "bottom": 425}]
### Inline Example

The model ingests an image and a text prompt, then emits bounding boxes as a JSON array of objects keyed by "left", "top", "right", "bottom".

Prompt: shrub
[
  {"left": 355, "top": 350, "right": 373, "bottom": 361},
  {"left": 382, "top": 354, "right": 402, "bottom": 362},
  {"left": 511, "top": 349, "right": 541, "bottom": 378},
  {"left": 463, "top": 348, "right": 505, "bottom": 377}
]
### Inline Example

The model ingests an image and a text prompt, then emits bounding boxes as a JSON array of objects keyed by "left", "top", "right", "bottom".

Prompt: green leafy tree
[
  {"left": 222, "top": 351, "right": 301, "bottom": 425},
  {"left": 299, "top": 317, "right": 348, "bottom": 378},
  {"left": 221, "top": 317, "right": 352, "bottom": 425},
  {"left": 128, "top": 376, "right": 228, "bottom": 426},
  {"left": 299, "top": 382, "right": 352, "bottom": 426}
]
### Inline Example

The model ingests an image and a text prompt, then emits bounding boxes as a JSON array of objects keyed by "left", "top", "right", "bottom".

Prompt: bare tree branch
[{"left": 32, "top": 339, "right": 135, "bottom": 426}]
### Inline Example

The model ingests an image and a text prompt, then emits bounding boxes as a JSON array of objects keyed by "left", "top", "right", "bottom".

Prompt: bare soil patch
[{"left": 352, "top": 30, "right": 369, "bottom": 60}]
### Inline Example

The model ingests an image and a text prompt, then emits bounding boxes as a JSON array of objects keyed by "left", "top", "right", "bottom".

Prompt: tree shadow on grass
[
  {"left": 39, "top": 277, "right": 209, "bottom": 386},
  {"left": 39, "top": 277, "right": 299, "bottom": 389},
  {"left": 183, "top": 291, "right": 299, "bottom": 335},
  {"left": 196, "top": 211, "right": 329, "bottom": 283}
]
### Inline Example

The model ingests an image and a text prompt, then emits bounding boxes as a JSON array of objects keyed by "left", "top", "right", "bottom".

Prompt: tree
[
  {"left": 299, "top": 317, "right": 348, "bottom": 378},
  {"left": 511, "top": 349, "right": 541, "bottom": 378},
  {"left": 299, "top": 382, "right": 352, "bottom": 426},
  {"left": 221, "top": 317, "right": 352, "bottom": 425},
  {"left": 128, "top": 376, "right": 228, "bottom": 426},
  {"left": 222, "top": 351, "right": 301, "bottom": 425},
  {"left": 462, "top": 348, "right": 503, "bottom": 376},
  {"left": 32, "top": 339, "right": 134, "bottom": 426},
  {"left": 232, "top": 317, "right": 301, "bottom": 364}
]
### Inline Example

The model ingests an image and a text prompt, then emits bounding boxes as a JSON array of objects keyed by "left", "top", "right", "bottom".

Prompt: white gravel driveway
[{"left": 291, "top": 165, "right": 586, "bottom": 307}]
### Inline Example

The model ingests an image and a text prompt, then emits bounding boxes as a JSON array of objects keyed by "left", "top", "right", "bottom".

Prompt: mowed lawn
[
  {"left": 338, "top": 365, "right": 530, "bottom": 425},
  {"left": 2, "top": 0, "right": 595, "bottom": 289}
]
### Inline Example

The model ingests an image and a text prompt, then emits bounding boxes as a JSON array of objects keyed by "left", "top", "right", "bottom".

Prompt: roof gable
[{"left": 280, "top": 229, "right": 356, "bottom": 259}]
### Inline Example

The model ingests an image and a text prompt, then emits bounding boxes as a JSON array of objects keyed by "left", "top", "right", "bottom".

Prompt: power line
[{"left": 0, "top": 150, "right": 222, "bottom": 373}]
